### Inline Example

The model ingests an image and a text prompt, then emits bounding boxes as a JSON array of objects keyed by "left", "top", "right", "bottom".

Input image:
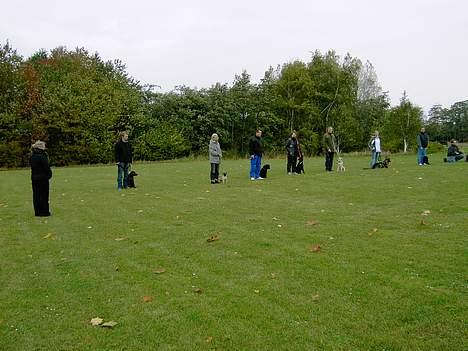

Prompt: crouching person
[{"left": 445, "top": 139, "right": 465, "bottom": 162}]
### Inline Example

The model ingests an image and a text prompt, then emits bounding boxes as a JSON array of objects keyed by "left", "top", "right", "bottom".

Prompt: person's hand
[
  {"left": 328, "top": 148, "right": 331, "bottom": 152},
  {"left": 250, "top": 155, "right": 254, "bottom": 159}
]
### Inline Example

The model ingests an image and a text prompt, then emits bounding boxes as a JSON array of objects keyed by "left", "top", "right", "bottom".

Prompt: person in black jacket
[
  {"left": 446, "top": 139, "right": 465, "bottom": 162},
  {"left": 30, "top": 140, "right": 52, "bottom": 216},
  {"left": 285, "top": 132, "right": 299, "bottom": 174},
  {"left": 249, "top": 129, "right": 264, "bottom": 180},
  {"left": 115, "top": 131, "right": 133, "bottom": 190}
]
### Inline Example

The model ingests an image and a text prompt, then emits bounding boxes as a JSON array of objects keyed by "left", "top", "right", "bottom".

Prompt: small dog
[
  {"left": 219, "top": 172, "right": 228, "bottom": 184},
  {"left": 372, "top": 158, "right": 391, "bottom": 169},
  {"left": 336, "top": 157, "right": 346, "bottom": 172},
  {"left": 295, "top": 160, "right": 305, "bottom": 174},
  {"left": 422, "top": 155, "right": 430, "bottom": 165},
  {"left": 127, "top": 170, "right": 138, "bottom": 188},
  {"left": 259, "top": 164, "right": 271, "bottom": 178}
]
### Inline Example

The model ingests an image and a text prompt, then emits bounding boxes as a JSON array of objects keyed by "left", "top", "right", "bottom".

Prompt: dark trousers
[
  {"left": 287, "top": 155, "right": 297, "bottom": 173},
  {"left": 32, "top": 180, "right": 50, "bottom": 216},
  {"left": 210, "top": 163, "right": 219, "bottom": 183},
  {"left": 325, "top": 151, "right": 334, "bottom": 171}
]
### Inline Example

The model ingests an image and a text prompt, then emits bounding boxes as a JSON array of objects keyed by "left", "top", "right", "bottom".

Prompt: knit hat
[{"left": 32, "top": 140, "right": 46, "bottom": 150}]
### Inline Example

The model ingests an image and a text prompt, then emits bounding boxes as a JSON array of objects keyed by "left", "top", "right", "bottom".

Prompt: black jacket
[
  {"left": 447, "top": 144, "right": 461, "bottom": 156},
  {"left": 417, "top": 132, "right": 429, "bottom": 148},
  {"left": 115, "top": 140, "right": 133, "bottom": 163},
  {"left": 249, "top": 136, "right": 263, "bottom": 156},
  {"left": 286, "top": 137, "right": 298, "bottom": 157},
  {"left": 30, "top": 150, "right": 52, "bottom": 182}
]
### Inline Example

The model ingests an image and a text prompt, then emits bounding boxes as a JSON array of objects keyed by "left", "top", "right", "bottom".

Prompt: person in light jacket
[
  {"left": 368, "top": 130, "right": 382, "bottom": 168},
  {"left": 209, "top": 133, "right": 222, "bottom": 184}
]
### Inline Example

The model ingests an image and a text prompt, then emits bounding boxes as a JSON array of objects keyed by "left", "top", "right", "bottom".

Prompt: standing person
[
  {"left": 416, "top": 127, "right": 429, "bottom": 165},
  {"left": 322, "top": 126, "right": 336, "bottom": 172},
  {"left": 30, "top": 140, "right": 52, "bottom": 217},
  {"left": 285, "top": 131, "right": 299, "bottom": 174},
  {"left": 249, "top": 129, "right": 263, "bottom": 180},
  {"left": 368, "top": 130, "right": 382, "bottom": 168},
  {"left": 115, "top": 131, "right": 133, "bottom": 190},
  {"left": 209, "top": 133, "right": 222, "bottom": 184}
]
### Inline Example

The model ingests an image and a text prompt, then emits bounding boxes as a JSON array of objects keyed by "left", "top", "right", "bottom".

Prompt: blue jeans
[
  {"left": 250, "top": 155, "right": 262, "bottom": 178},
  {"left": 371, "top": 151, "right": 381, "bottom": 168},
  {"left": 117, "top": 163, "right": 130, "bottom": 189},
  {"left": 417, "top": 147, "right": 427, "bottom": 164}
]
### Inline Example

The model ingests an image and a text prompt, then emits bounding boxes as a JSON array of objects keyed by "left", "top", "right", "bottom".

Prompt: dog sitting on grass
[
  {"left": 259, "top": 164, "right": 270, "bottom": 178},
  {"left": 127, "top": 170, "right": 138, "bottom": 188},
  {"left": 372, "top": 158, "right": 391, "bottom": 169},
  {"left": 219, "top": 172, "right": 228, "bottom": 184}
]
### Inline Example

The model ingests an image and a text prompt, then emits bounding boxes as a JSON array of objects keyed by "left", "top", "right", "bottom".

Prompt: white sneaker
[
  {"left": 250, "top": 177, "right": 255, "bottom": 180},
  {"left": 288, "top": 172, "right": 292, "bottom": 175},
  {"left": 256, "top": 177, "right": 264, "bottom": 180}
]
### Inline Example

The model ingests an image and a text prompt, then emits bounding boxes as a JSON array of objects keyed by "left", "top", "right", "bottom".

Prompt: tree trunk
[{"left": 403, "top": 137, "right": 408, "bottom": 153}]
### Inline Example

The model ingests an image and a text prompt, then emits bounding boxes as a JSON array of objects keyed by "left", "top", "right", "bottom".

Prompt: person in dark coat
[
  {"left": 115, "top": 131, "right": 133, "bottom": 190},
  {"left": 30, "top": 140, "right": 52, "bottom": 217},
  {"left": 249, "top": 129, "right": 264, "bottom": 180},
  {"left": 285, "top": 132, "right": 299, "bottom": 174},
  {"left": 445, "top": 139, "right": 465, "bottom": 162},
  {"left": 416, "top": 127, "right": 429, "bottom": 166}
]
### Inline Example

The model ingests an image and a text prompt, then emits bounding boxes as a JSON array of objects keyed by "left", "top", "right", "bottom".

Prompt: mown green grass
[{"left": 0, "top": 154, "right": 467, "bottom": 350}]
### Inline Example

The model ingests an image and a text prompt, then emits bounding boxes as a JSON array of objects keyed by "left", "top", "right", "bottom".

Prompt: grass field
[{"left": 0, "top": 154, "right": 467, "bottom": 350}]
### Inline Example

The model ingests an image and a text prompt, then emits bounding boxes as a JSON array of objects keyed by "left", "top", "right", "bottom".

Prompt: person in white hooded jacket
[
  {"left": 368, "top": 130, "right": 381, "bottom": 168},
  {"left": 209, "top": 133, "right": 222, "bottom": 183}
]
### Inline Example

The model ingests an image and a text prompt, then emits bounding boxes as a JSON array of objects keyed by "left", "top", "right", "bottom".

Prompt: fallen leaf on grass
[
  {"left": 421, "top": 210, "right": 431, "bottom": 216},
  {"left": 206, "top": 336, "right": 213, "bottom": 343},
  {"left": 90, "top": 317, "right": 103, "bottom": 326},
  {"left": 193, "top": 288, "right": 203, "bottom": 294},
  {"left": 207, "top": 235, "right": 219, "bottom": 242},
  {"left": 143, "top": 296, "right": 153, "bottom": 302},
  {"left": 306, "top": 220, "right": 319, "bottom": 226},
  {"left": 137, "top": 210, "right": 143, "bottom": 213},
  {"left": 312, "top": 294, "right": 320, "bottom": 301},
  {"left": 101, "top": 321, "right": 118, "bottom": 328},
  {"left": 310, "top": 245, "right": 321, "bottom": 253},
  {"left": 254, "top": 289, "right": 260, "bottom": 294},
  {"left": 272, "top": 217, "right": 280, "bottom": 221},
  {"left": 420, "top": 220, "right": 427, "bottom": 225},
  {"left": 153, "top": 268, "right": 166, "bottom": 274},
  {"left": 271, "top": 273, "right": 277, "bottom": 279},
  {"left": 114, "top": 237, "right": 126, "bottom": 241},
  {"left": 277, "top": 224, "right": 282, "bottom": 228},
  {"left": 43, "top": 233, "right": 53, "bottom": 239},
  {"left": 368, "top": 228, "right": 378, "bottom": 236}
]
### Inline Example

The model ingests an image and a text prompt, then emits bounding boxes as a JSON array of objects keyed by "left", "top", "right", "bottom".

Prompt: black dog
[
  {"left": 295, "top": 160, "right": 305, "bottom": 174},
  {"left": 259, "top": 164, "right": 271, "bottom": 178},
  {"left": 127, "top": 170, "right": 138, "bottom": 188},
  {"left": 372, "top": 158, "right": 391, "bottom": 169},
  {"left": 422, "top": 155, "right": 430, "bottom": 165}
]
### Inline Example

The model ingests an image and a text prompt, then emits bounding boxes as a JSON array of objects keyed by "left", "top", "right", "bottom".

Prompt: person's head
[
  {"left": 421, "top": 127, "right": 426, "bottom": 133},
  {"left": 211, "top": 133, "right": 219, "bottom": 142},
  {"left": 374, "top": 130, "right": 379, "bottom": 137},
  {"left": 327, "top": 126, "right": 333, "bottom": 134},
  {"left": 32, "top": 140, "right": 46, "bottom": 152},
  {"left": 450, "top": 139, "right": 456, "bottom": 144},
  {"left": 255, "top": 129, "right": 262, "bottom": 138},
  {"left": 291, "top": 131, "right": 297, "bottom": 139},
  {"left": 120, "top": 131, "right": 129, "bottom": 142}
]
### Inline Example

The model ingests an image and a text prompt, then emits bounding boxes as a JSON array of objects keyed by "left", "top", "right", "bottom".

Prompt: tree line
[{"left": 1, "top": 41, "right": 465, "bottom": 167}]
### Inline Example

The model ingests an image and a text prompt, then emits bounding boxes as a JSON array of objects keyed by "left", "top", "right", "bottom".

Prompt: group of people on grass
[{"left": 29, "top": 127, "right": 465, "bottom": 216}]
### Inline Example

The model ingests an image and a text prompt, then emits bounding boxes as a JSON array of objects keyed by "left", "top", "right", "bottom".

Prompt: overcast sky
[{"left": 2, "top": 0, "right": 467, "bottom": 113}]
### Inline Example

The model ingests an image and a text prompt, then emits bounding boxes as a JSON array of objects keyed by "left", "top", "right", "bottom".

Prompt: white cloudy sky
[{"left": 1, "top": 0, "right": 467, "bottom": 113}]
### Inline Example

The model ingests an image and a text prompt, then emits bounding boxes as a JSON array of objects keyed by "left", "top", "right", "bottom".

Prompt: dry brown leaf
[
  {"left": 43, "top": 233, "right": 53, "bottom": 239},
  {"left": 368, "top": 228, "right": 378, "bottom": 236},
  {"left": 143, "top": 295, "right": 153, "bottom": 302},
  {"left": 90, "top": 317, "right": 103, "bottom": 326},
  {"left": 312, "top": 294, "right": 320, "bottom": 301},
  {"left": 420, "top": 220, "right": 427, "bottom": 225},
  {"left": 101, "top": 321, "right": 118, "bottom": 328},
  {"left": 310, "top": 245, "right": 321, "bottom": 253},
  {"left": 271, "top": 273, "right": 277, "bottom": 279},
  {"left": 193, "top": 288, "right": 203, "bottom": 294},
  {"left": 206, "top": 336, "right": 213, "bottom": 343},
  {"left": 207, "top": 234, "right": 219, "bottom": 242},
  {"left": 114, "top": 237, "right": 126, "bottom": 241},
  {"left": 153, "top": 268, "right": 166, "bottom": 274},
  {"left": 306, "top": 220, "right": 319, "bottom": 226}
]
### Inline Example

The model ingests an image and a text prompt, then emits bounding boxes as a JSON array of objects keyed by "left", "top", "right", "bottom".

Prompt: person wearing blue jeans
[
  {"left": 416, "top": 127, "right": 429, "bottom": 165},
  {"left": 249, "top": 129, "right": 263, "bottom": 180},
  {"left": 115, "top": 131, "right": 133, "bottom": 189}
]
